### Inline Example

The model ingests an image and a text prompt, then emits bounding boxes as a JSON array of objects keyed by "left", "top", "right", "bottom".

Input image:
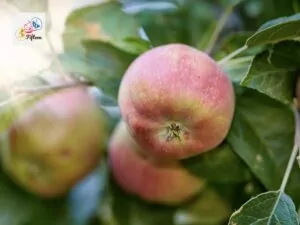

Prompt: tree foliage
[{"left": 1, "top": 0, "right": 300, "bottom": 224}]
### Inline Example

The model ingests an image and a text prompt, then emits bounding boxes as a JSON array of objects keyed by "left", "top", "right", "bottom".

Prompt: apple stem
[{"left": 217, "top": 45, "right": 248, "bottom": 66}]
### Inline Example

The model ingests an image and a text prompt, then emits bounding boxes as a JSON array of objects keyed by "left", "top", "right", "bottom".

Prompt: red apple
[
  {"left": 3, "top": 86, "right": 108, "bottom": 197},
  {"left": 109, "top": 121, "right": 205, "bottom": 205},
  {"left": 118, "top": 43, "right": 235, "bottom": 159}
]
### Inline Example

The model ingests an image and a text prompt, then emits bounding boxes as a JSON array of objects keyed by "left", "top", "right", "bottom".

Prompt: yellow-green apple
[
  {"left": 108, "top": 121, "right": 205, "bottom": 205},
  {"left": 118, "top": 43, "right": 235, "bottom": 159},
  {"left": 2, "top": 86, "right": 108, "bottom": 197}
]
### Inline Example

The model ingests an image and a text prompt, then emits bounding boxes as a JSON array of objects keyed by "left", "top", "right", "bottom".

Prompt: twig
[
  {"left": 14, "top": 81, "right": 93, "bottom": 94},
  {"left": 0, "top": 93, "right": 28, "bottom": 109},
  {"left": 0, "top": 81, "right": 92, "bottom": 109},
  {"left": 217, "top": 45, "right": 248, "bottom": 66},
  {"left": 205, "top": 5, "right": 234, "bottom": 55},
  {"left": 279, "top": 108, "right": 300, "bottom": 193}
]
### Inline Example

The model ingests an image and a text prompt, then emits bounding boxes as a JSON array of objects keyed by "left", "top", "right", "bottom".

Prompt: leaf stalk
[{"left": 279, "top": 108, "right": 300, "bottom": 193}]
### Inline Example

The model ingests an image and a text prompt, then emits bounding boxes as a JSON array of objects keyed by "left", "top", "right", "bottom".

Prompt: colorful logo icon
[{"left": 15, "top": 17, "right": 43, "bottom": 41}]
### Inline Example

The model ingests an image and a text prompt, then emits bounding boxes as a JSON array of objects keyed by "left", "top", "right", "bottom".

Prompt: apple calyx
[{"left": 162, "top": 122, "right": 186, "bottom": 142}]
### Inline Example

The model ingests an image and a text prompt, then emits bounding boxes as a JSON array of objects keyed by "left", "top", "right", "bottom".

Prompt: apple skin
[
  {"left": 108, "top": 121, "right": 205, "bottom": 205},
  {"left": 3, "top": 87, "right": 108, "bottom": 197},
  {"left": 118, "top": 43, "right": 235, "bottom": 159}
]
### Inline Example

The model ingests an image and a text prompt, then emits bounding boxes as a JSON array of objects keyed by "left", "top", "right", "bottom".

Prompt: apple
[
  {"left": 109, "top": 121, "right": 205, "bottom": 205},
  {"left": 2, "top": 86, "right": 108, "bottom": 197},
  {"left": 118, "top": 43, "right": 235, "bottom": 159}
]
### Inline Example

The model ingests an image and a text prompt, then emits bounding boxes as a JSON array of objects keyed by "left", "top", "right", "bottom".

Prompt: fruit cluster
[
  {"left": 1, "top": 43, "right": 235, "bottom": 204},
  {"left": 108, "top": 43, "right": 235, "bottom": 205}
]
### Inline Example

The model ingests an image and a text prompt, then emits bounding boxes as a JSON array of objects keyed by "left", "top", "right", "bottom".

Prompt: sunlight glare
[{"left": 0, "top": 1, "right": 64, "bottom": 88}]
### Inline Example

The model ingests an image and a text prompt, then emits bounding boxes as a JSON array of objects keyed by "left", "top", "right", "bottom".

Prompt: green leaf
[
  {"left": 97, "top": 174, "right": 233, "bottom": 225},
  {"left": 215, "top": 32, "right": 264, "bottom": 84},
  {"left": 63, "top": 1, "right": 148, "bottom": 55},
  {"left": 182, "top": 142, "right": 251, "bottom": 183},
  {"left": 174, "top": 187, "right": 231, "bottom": 225},
  {"left": 54, "top": 50, "right": 87, "bottom": 78},
  {"left": 227, "top": 88, "right": 300, "bottom": 205},
  {"left": 221, "top": 56, "right": 252, "bottom": 84},
  {"left": 82, "top": 40, "right": 136, "bottom": 98},
  {"left": 56, "top": 40, "right": 136, "bottom": 99},
  {"left": 215, "top": 32, "right": 251, "bottom": 60},
  {"left": 241, "top": 41, "right": 300, "bottom": 104},
  {"left": 264, "top": 41, "right": 300, "bottom": 69},
  {"left": 240, "top": 0, "right": 296, "bottom": 31},
  {"left": 135, "top": 0, "right": 236, "bottom": 50},
  {"left": 122, "top": 37, "right": 151, "bottom": 54},
  {"left": 0, "top": 170, "right": 72, "bottom": 225},
  {"left": 211, "top": 180, "right": 267, "bottom": 211},
  {"left": 135, "top": 3, "right": 187, "bottom": 46},
  {"left": 97, "top": 176, "right": 176, "bottom": 225},
  {"left": 228, "top": 191, "right": 299, "bottom": 225},
  {"left": 135, "top": 0, "right": 243, "bottom": 49},
  {"left": 214, "top": 32, "right": 264, "bottom": 60},
  {"left": 246, "top": 13, "right": 300, "bottom": 47},
  {"left": 83, "top": 40, "right": 136, "bottom": 98}
]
